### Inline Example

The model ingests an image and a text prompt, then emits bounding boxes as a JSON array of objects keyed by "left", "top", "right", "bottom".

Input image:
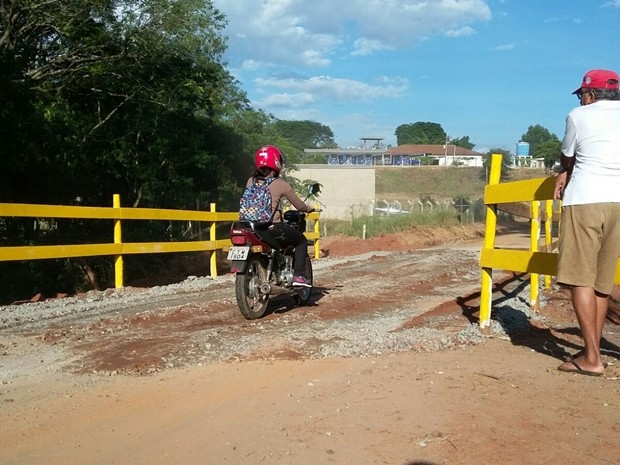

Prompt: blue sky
[{"left": 212, "top": 0, "right": 620, "bottom": 154}]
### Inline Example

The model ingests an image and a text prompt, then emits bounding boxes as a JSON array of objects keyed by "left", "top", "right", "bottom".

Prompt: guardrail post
[
  {"left": 113, "top": 194, "right": 124, "bottom": 289},
  {"left": 314, "top": 204, "right": 321, "bottom": 259},
  {"left": 544, "top": 199, "right": 553, "bottom": 289},
  {"left": 479, "top": 154, "right": 502, "bottom": 333},
  {"left": 210, "top": 203, "right": 218, "bottom": 278},
  {"left": 530, "top": 200, "right": 540, "bottom": 308}
]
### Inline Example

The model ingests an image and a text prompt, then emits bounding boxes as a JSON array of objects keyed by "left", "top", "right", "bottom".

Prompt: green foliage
[
  {"left": 272, "top": 120, "right": 337, "bottom": 154},
  {"left": 324, "top": 210, "right": 460, "bottom": 238},
  {"left": 420, "top": 156, "right": 439, "bottom": 166},
  {"left": 0, "top": 260, "right": 88, "bottom": 304},
  {"left": 1, "top": 0, "right": 243, "bottom": 209},
  {"left": 521, "top": 124, "right": 557, "bottom": 146},
  {"left": 376, "top": 167, "right": 485, "bottom": 200},
  {"left": 0, "top": 1, "right": 552, "bottom": 300},
  {"left": 450, "top": 135, "right": 475, "bottom": 149},
  {"left": 521, "top": 124, "right": 560, "bottom": 162},
  {"left": 393, "top": 122, "right": 475, "bottom": 150},
  {"left": 0, "top": 0, "right": 280, "bottom": 299},
  {"left": 451, "top": 196, "right": 485, "bottom": 222},
  {"left": 469, "top": 198, "right": 486, "bottom": 222},
  {"left": 537, "top": 139, "right": 562, "bottom": 168},
  {"left": 300, "top": 153, "right": 328, "bottom": 164},
  {"left": 395, "top": 122, "right": 447, "bottom": 145},
  {"left": 419, "top": 195, "right": 437, "bottom": 206}
]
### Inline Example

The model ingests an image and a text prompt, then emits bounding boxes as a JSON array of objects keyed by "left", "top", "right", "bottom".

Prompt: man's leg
[
  {"left": 558, "top": 286, "right": 606, "bottom": 373},
  {"left": 594, "top": 290, "right": 610, "bottom": 344}
]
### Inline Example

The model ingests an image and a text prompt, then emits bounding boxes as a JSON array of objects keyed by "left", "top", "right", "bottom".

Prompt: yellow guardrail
[
  {"left": 479, "top": 154, "right": 620, "bottom": 332},
  {"left": 0, "top": 194, "right": 322, "bottom": 288}
]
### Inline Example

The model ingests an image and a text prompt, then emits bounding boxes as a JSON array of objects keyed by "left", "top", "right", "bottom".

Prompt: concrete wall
[{"left": 295, "top": 165, "right": 375, "bottom": 220}]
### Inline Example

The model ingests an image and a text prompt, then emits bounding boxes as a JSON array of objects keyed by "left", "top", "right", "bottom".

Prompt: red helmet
[{"left": 255, "top": 145, "right": 284, "bottom": 174}]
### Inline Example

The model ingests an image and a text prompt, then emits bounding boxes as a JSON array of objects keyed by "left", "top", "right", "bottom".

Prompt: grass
[
  {"left": 322, "top": 209, "right": 463, "bottom": 238},
  {"left": 376, "top": 166, "right": 486, "bottom": 201},
  {"left": 323, "top": 166, "right": 547, "bottom": 238},
  {"left": 376, "top": 165, "right": 547, "bottom": 203}
]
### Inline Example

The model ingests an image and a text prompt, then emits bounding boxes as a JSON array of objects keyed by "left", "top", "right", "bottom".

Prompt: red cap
[{"left": 572, "top": 69, "right": 620, "bottom": 94}]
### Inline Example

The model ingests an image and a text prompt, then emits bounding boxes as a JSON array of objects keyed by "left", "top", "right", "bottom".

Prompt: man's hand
[{"left": 554, "top": 171, "right": 568, "bottom": 200}]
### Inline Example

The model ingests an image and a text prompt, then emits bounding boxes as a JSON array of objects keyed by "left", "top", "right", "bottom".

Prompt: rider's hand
[{"left": 306, "top": 205, "right": 315, "bottom": 213}]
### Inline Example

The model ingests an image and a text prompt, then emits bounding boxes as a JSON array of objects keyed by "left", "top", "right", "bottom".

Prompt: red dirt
[{"left": 1, "top": 224, "right": 620, "bottom": 465}]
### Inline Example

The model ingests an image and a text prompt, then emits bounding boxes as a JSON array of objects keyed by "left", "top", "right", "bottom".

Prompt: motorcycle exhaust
[{"left": 259, "top": 283, "right": 294, "bottom": 295}]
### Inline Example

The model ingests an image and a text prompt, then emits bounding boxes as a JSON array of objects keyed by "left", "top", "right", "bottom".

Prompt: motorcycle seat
[
  {"left": 232, "top": 221, "right": 281, "bottom": 249},
  {"left": 233, "top": 220, "right": 271, "bottom": 231}
]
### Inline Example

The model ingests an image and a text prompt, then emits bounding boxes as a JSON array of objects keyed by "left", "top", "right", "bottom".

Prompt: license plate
[{"left": 227, "top": 246, "right": 250, "bottom": 261}]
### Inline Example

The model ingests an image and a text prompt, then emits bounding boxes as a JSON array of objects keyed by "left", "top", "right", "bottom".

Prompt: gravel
[
  {"left": 0, "top": 275, "right": 233, "bottom": 331},
  {"left": 0, "top": 249, "right": 550, "bottom": 374}
]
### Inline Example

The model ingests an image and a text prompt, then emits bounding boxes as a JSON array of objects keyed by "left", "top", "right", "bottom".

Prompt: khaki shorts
[{"left": 557, "top": 203, "right": 620, "bottom": 294}]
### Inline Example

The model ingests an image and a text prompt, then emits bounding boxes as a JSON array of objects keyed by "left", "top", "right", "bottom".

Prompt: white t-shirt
[{"left": 561, "top": 99, "right": 620, "bottom": 206}]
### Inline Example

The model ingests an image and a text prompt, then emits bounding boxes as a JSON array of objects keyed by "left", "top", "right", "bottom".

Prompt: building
[
  {"left": 303, "top": 142, "right": 484, "bottom": 167},
  {"left": 385, "top": 144, "right": 484, "bottom": 167}
]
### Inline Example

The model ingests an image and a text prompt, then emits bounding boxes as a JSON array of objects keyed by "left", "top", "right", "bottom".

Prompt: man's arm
[
  {"left": 558, "top": 152, "right": 575, "bottom": 174},
  {"left": 554, "top": 152, "right": 575, "bottom": 200}
]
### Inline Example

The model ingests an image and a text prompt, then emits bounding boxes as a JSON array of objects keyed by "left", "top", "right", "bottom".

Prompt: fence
[
  {"left": 0, "top": 194, "right": 322, "bottom": 289},
  {"left": 479, "top": 154, "right": 620, "bottom": 331}
]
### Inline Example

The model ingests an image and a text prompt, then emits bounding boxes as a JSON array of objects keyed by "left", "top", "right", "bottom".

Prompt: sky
[{"left": 211, "top": 0, "right": 620, "bottom": 154}]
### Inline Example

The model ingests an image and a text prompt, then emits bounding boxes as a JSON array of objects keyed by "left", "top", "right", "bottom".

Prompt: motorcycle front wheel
[
  {"left": 235, "top": 256, "right": 269, "bottom": 319},
  {"left": 293, "top": 256, "right": 313, "bottom": 305}
]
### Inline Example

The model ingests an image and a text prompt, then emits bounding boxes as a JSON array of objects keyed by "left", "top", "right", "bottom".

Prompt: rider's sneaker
[{"left": 292, "top": 275, "right": 312, "bottom": 288}]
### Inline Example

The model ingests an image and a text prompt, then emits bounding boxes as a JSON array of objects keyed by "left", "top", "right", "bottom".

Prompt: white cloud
[
  {"left": 493, "top": 43, "right": 515, "bottom": 51},
  {"left": 213, "top": 0, "right": 492, "bottom": 67},
  {"left": 256, "top": 92, "right": 317, "bottom": 108},
  {"left": 211, "top": 0, "right": 492, "bottom": 147},
  {"left": 352, "top": 38, "right": 393, "bottom": 57},
  {"left": 603, "top": 0, "right": 620, "bottom": 7},
  {"left": 255, "top": 75, "right": 409, "bottom": 104},
  {"left": 241, "top": 59, "right": 262, "bottom": 71},
  {"left": 444, "top": 26, "right": 476, "bottom": 38}
]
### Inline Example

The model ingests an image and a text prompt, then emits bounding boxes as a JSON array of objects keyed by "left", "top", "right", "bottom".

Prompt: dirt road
[{"left": 1, "top": 224, "right": 619, "bottom": 465}]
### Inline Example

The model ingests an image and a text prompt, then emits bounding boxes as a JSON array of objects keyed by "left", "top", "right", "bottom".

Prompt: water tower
[{"left": 515, "top": 141, "right": 530, "bottom": 167}]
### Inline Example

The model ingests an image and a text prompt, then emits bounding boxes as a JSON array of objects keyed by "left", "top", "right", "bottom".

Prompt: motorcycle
[{"left": 227, "top": 183, "right": 322, "bottom": 320}]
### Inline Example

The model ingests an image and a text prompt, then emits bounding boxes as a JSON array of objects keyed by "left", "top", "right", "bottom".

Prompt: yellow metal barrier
[
  {"left": 479, "top": 154, "right": 620, "bottom": 331},
  {"left": 0, "top": 196, "right": 322, "bottom": 288}
]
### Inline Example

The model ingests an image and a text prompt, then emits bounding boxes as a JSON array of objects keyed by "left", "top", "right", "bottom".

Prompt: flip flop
[
  {"left": 557, "top": 360, "right": 604, "bottom": 377},
  {"left": 567, "top": 350, "right": 608, "bottom": 368}
]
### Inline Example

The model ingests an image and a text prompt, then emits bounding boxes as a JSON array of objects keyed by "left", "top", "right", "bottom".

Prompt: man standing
[{"left": 554, "top": 69, "right": 620, "bottom": 377}]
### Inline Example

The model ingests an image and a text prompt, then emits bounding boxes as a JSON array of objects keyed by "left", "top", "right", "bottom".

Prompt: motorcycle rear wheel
[
  {"left": 293, "top": 256, "right": 313, "bottom": 305},
  {"left": 235, "top": 256, "right": 269, "bottom": 319}
]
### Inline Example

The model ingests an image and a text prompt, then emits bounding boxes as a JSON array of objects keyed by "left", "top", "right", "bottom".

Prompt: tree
[
  {"left": 395, "top": 122, "right": 446, "bottom": 145},
  {"left": 482, "top": 149, "right": 513, "bottom": 181},
  {"left": 272, "top": 120, "right": 337, "bottom": 154},
  {"left": 300, "top": 153, "right": 328, "bottom": 164},
  {"left": 450, "top": 136, "right": 475, "bottom": 150},
  {"left": 0, "top": 0, "right": 259, "bottom": 207},
  {"left": 537, "top": 139, "right": 562, "bottom": 168},
  {"left": 0, "top": 0, "right": 257, "bottom": 297},
  {"left": 521, "top": 125, "right": 560, "bottom": 164}
]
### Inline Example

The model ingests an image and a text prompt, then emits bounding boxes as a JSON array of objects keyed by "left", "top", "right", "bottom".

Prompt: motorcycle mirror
[{"left": 308, "top": 183, "right": 321, "bottom": 196}]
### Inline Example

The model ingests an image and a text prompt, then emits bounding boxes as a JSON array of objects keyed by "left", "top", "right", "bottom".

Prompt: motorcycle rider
[{"left": 244, "top": 145, "right": 315, "bottom": 287}]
